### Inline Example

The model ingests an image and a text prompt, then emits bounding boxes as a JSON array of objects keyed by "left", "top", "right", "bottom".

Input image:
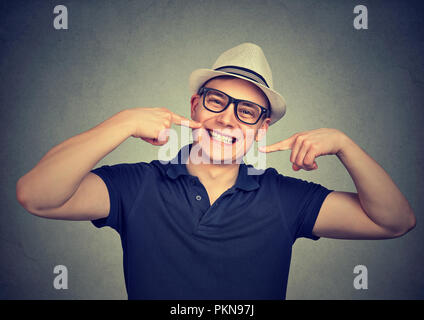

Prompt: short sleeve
[
  {"left": 90, "top": 163, "right": 146, "bottom": 234},
  {"left": 276, "top": 173, "right": 333, "bottom": 242}
]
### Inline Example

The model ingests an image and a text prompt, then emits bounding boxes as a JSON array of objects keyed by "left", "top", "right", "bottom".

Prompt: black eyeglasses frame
[{"left": 198, "top": 87, "right": 269, "bottom": 125}]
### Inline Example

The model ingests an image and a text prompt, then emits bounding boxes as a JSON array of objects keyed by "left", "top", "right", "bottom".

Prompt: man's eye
[
  {"left": 207, "top": 98, "right": 225, "bottom": 105},
  {"left": 240, "top": 109, "right": 253, "bottom": 115}
]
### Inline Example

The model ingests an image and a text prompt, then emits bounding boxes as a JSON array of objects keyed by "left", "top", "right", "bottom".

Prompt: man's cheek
[{"left": 239, "top": 128, "right": 256, "bottom": 151}]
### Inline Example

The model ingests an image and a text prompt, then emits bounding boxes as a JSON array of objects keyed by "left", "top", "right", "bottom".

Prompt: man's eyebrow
[{"left": 211, "top": 91, "right": 226, "bottom": 97}]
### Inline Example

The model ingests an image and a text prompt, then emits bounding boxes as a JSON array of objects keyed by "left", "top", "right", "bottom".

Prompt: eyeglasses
[{"left": 198, "top": 87, "right": 269, "bottom": 125}]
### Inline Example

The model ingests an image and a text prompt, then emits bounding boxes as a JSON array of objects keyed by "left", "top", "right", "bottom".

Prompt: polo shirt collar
[{"left": 165, "top": 144, "right": 260, "bottom": 191}]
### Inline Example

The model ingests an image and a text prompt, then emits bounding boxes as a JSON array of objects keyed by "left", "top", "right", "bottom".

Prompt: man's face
[{"left": 190, "top": 77, "right": 271, "bottom": 164}]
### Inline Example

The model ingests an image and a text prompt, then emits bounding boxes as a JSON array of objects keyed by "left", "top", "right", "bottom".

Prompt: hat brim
[{"left": 189, "top": 69, "right": 286, "bottom": 125}]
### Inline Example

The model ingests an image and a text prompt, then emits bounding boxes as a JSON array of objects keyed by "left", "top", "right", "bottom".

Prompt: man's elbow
[
  {"left": 390, "top": 211, "right": 417, "bottom": 238},
  {"left": 16, "top": 177, "right": 30, "bottom": 210},
  {"left": 403, "top": 212, "right": 417, "bottom": 235},
  {"left": 16, "top": 177, "right": 42, "bottom": 216}
]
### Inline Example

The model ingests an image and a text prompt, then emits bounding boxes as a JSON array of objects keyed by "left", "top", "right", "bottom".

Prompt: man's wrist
[
  {"left": 112, "top": 108, "right": 137, "bottom": 138},
  {"left": 336, "top": 132, "right": 357, "bottom": 162}
]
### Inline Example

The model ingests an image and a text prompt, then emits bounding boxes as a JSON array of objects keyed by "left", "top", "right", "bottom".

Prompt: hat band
[{"left": 214, "top": 66, "right": 269, "bottom": 88}]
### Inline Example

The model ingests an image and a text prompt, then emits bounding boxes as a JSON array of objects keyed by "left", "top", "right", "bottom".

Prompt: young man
[{"left": 16, "top": 43, "right": 416, "bottom": 299}]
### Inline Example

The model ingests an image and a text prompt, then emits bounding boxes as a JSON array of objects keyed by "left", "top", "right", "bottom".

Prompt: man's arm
[
  {"left": 312, "top": 135, "right": 416, "bottom": 239},
  {"left": 16, "top": 107, "right": 201, "bottom": 220},
  {"left": 16, "top": 109, "right": 134, "bottom": 220},
  {"left": 260, "top": 128, "right": 416, "bottom": 239}
]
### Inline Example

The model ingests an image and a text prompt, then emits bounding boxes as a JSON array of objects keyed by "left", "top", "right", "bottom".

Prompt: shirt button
[{"left": 195, "top": 195, "right": 202, "bottom": 201}]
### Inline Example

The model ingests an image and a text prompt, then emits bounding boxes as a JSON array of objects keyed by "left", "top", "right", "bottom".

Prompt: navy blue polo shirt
[{"left": 90, "top": 144, "right": 333, "bottom": 299}]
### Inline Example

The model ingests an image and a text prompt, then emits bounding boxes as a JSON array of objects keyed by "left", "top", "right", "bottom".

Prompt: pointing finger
[
  {"left": 258, "top": 136, "right": 296, "bottom": 153},
  {"left": 278, "top": 136, "right": 296, "bottom": 151},
  {"left": 170, "top": 113, "right": 202, "bottom": 128},
  {"left": 258, "top": 143, "right": 282, "bottom": 153}
]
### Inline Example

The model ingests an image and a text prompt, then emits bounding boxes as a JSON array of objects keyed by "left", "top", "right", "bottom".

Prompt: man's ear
[
  {"left": 190, "top": 94, "right": 200, "bottom": 119},
  {"left": 255, "top": 117, "right": 271, "bottom": 142}
]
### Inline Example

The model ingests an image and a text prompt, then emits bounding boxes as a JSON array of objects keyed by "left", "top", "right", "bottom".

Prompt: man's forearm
[
  {"left": 16, "top": 109, "right": 134, "bottom": 211},
  {"left": 336, "top": 134, "right": 416, "bottom": 235}
]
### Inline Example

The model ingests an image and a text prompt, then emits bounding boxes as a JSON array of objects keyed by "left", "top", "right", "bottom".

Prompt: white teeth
[{"left": 210, "top": 131, "right": 234, "bottom": 144}]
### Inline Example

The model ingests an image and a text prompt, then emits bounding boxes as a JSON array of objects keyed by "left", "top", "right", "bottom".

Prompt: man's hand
[
  {"left": 128, "top": 107, "right": 202, "bottom": 146},
  {"left": 258, "top": 128, "right": 348, "bottom": 171}
]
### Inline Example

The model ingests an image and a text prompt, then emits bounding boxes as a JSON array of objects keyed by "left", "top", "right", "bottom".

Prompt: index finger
[
  {"left": 259, "top": 136, "right": 296, "bottom": 153},
  {"left": 170, "top": 113, "right": 202, "bottom": 128}
]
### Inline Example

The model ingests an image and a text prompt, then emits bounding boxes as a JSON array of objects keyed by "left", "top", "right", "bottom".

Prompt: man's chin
[{"left": 204, "top": 150, "right": 243, "bottom": 165}]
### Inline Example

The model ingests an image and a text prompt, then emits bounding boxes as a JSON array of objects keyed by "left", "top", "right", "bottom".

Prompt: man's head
[
  {"left": 189, "top": 43, "right": 287, "bottom": 126},
  {"left": 190, "top": 75, "right": 271, "bottom": 163}
]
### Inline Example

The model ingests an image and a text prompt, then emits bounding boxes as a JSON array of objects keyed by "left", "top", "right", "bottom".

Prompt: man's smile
[{"left": 206, "top": 129, "right": 238, "bottom": 145}]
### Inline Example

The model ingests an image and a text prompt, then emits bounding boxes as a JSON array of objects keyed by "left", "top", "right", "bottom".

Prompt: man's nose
[{"left": 216, "top": 103, "right": 237, "bottom": 127}]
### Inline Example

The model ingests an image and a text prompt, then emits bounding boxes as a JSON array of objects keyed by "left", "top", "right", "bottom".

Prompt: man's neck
[{"left": 185, "top": 154, "right": 240, "bottom": 188}]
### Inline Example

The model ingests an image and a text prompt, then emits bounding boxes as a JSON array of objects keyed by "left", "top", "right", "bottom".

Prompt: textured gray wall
[{"left": 1, "top": 0, "right": 423, "bottom": 299}]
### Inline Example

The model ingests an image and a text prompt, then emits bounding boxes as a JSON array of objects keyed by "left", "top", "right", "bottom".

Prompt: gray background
[{"left": 1, "top": 0, "right": 423, "bottom": 299}]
